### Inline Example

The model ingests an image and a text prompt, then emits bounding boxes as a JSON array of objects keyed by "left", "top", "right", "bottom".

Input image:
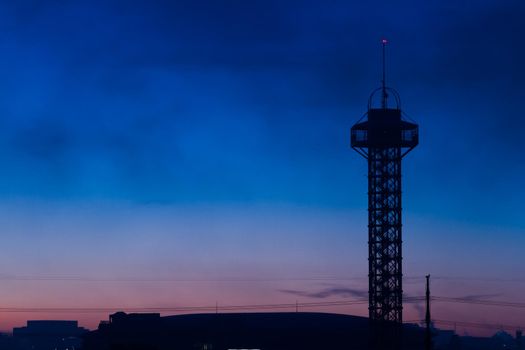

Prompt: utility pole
[{"left": 425, "top": 275, "right": 432, "bottom": 350}]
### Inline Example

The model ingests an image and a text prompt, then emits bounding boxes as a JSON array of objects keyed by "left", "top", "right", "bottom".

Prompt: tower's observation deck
[{"left": 351, "top": 91, "right": 418, "bottom": 153}]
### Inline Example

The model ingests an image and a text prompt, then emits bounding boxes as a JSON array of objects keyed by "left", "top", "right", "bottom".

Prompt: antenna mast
[{"left": 381, "top": 38, "right": 388, "bottom": 109}]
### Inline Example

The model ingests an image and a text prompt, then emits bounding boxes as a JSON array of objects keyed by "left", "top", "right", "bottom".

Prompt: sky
[{"left": 0, "top": 0, "right": 523, "bottom": 336}]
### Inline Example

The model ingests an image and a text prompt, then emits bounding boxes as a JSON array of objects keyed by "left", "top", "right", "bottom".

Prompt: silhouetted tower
[{"left": 351, "top": 40, "right": 418, "bottom": 348}]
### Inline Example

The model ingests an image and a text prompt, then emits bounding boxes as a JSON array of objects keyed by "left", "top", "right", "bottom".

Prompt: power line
[
  {"left": 432, "top": 276, "right": 525, "bottom": 284},
  {"left": 0, "top": 299, "right": 368, "bottom": 313},
  {"left": 0, "top": 275, "right": 369, "bottom": 282},
  {"left": 0, "top": 296, "right": 520, "bottom": 333},
  {"left": 0, "top": 274, "right": 523, "bottom": 284},
  {"left": 0, "top": 295, "right": 523, "bottom": 313},
  {"left": 432, "top": 296, "right": 525, "bottom": 309},
  {"left": 0, "top": 297, "right": 426, "bottom": 314},
  {"left": 432, "top": 319, "right": 523, "bottom": 332},
  {"left": 0, "top": 274, "right": 431, "bottom": 283}
]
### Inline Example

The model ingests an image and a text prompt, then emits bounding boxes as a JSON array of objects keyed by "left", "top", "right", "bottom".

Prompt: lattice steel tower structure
[{"left": 351, "top": 40, "right": 418, "bottom": 348}]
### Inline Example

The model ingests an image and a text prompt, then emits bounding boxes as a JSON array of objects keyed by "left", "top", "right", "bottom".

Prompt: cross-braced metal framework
[{"left": 368, "top": 147, "right": 402, "bottom": 323}]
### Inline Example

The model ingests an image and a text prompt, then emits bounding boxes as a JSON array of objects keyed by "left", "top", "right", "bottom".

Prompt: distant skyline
[{"left": 0, "top": 0, "right": 523, "bottom": 336}]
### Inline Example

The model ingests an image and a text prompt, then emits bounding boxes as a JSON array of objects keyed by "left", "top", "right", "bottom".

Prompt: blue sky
[{"left": 0, "top": 0, "right": 522, "bottom": 333}]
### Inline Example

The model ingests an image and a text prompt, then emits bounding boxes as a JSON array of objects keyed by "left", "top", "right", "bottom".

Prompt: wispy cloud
[
  {"left": 457, "top": 294, "right": 502, "bottom": 301},
  {"left": 279, "top": 287, "right": 367, "bottom": 299}
]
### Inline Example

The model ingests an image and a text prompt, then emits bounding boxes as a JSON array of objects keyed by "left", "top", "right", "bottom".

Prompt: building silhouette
[
  {"left": 83, "top": 311, "right": 425, "bottom": 350},
  {"left": 12, "top": 320, "right": 87, "bottom": 350}
]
